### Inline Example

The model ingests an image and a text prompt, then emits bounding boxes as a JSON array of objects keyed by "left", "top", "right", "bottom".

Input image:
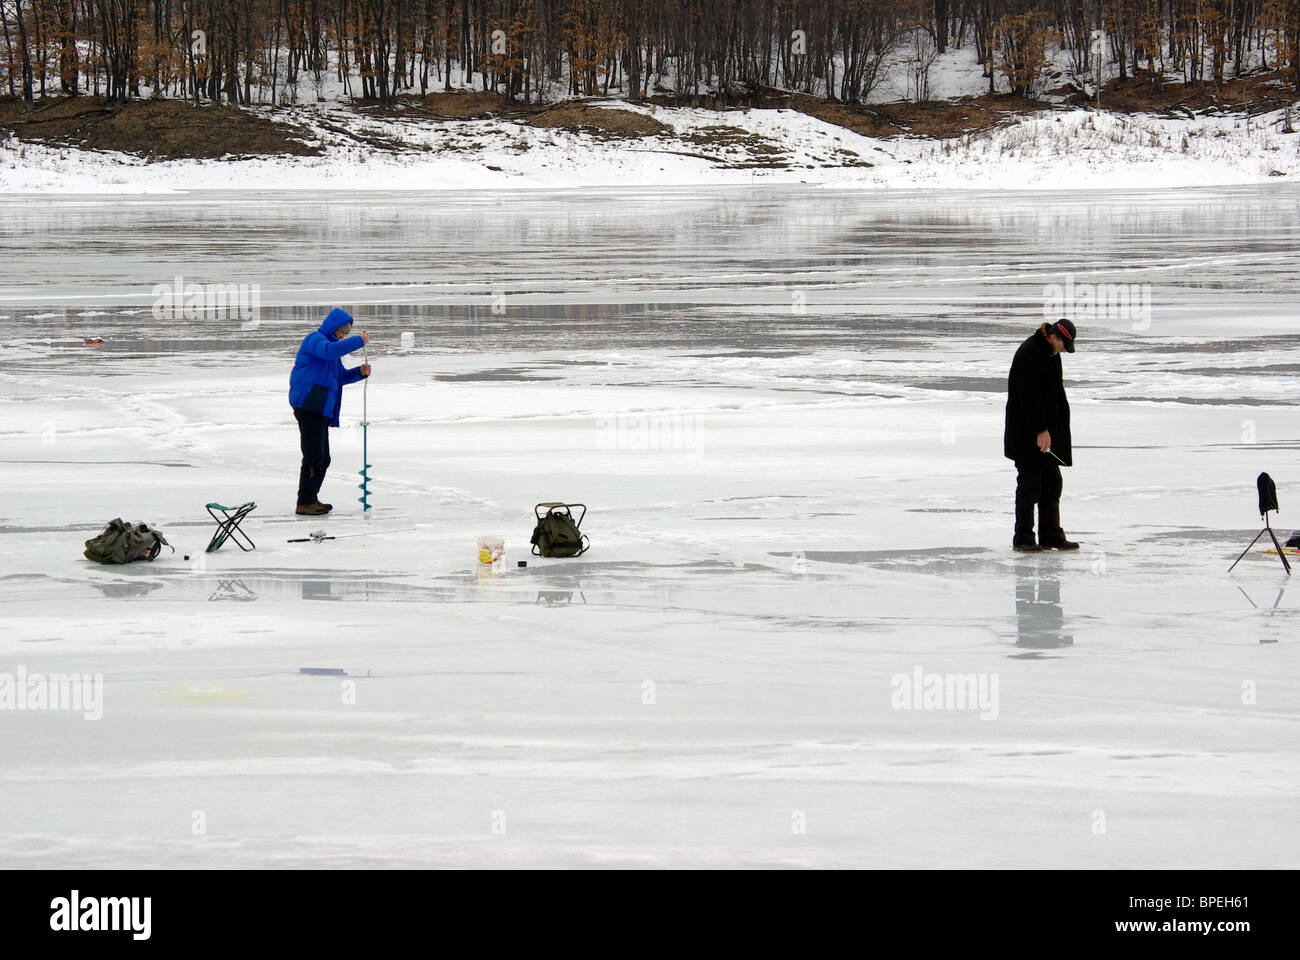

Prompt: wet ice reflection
[{"left": 1013, "top": 563, "right": 1074, "bottom": 653}]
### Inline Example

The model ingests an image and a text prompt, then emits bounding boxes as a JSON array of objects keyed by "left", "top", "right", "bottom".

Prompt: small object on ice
[
  {"left": 518, "top": 560, "right": 527, "bottom": 567},
  {"left": 183, "top": 554, "right": 190, "bottom": 561},
  {"left": 205, "top": 501, "right": 257, "bottom": 553},
  {"left": 286, "top": 526, "right": 412, "bottom": 543},
  {"left": 299, "top": 667, "right": 347, "bottom": 676},
  {"left": 84, "top": 337, "right": 105, "bottom": 346},
  {"left": 478, "top": 536, "right": 505, "bottom": 566}
]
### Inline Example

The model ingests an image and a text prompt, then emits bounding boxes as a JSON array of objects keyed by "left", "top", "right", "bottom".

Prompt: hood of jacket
[{"left": 319, "top": 307, "right": 355, "bottom": 339}]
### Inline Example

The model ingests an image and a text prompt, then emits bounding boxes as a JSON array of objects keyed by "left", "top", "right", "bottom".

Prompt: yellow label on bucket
[{"left": 477, "top": 537, "right": 504, "bottom": 565}]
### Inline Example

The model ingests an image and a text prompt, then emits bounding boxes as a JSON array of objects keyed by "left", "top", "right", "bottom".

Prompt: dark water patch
[
  {"left": 772, "top": 547, "right": 995, "bottom": 564},
  {"left": 906, "top": 508, "right": 991, "bottom": 514},
  {"left": 683, "top": 349, "right": 808, "bottom": 359},
  {"left": 1138, "top": 528, "right": 1270, "bottom": 544},
  {"left": 0, "top": 460, "right": 193, "bottom": 471},
  {"left": 1108, "top": 396, "right": 1297, "bottom": 407},
  {"left": 433, "top": 368, "right": 562, "bottom": 382}
]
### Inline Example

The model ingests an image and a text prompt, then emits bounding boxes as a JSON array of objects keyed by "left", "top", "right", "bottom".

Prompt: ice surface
[{"left": 1, "top": 185, "right": 1297, "bottom": 867}]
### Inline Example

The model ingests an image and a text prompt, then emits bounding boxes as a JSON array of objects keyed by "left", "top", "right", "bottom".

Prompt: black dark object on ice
[
  {"left": 1228, "top": 473, "right": 1290, "bottom": 575},
  {"left": 1257, "top": 472, "right": 1280, "bottom": 515},
  {"left": 531, "top": 502, "right": 590, "bottom": 558}
]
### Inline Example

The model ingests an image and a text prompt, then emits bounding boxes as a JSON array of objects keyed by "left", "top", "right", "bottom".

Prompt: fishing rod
[{"left": 287, "top": 526, "right": 419, "bottom": 544}]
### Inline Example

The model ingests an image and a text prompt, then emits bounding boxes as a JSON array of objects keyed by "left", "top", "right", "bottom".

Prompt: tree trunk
[{"left": 14, "top": 0, "right": 35, "bottom": 102}]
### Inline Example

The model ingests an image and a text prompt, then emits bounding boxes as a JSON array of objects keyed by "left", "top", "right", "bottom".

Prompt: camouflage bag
[
  {"left": 83, "top": 518, "right": 173, "bottom": 564},
  {"left": 530, "top": 502, "right": 590, "bottom": 558}
]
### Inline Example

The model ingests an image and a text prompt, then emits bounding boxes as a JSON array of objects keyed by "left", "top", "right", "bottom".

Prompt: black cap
[{"left": 1052, "top": 318, "right": 1076, "bottom": 353}]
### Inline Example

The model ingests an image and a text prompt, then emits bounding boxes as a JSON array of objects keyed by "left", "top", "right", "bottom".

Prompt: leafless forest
[{"left": 2, "top": 0, "right": 1297, "bottom": 107}]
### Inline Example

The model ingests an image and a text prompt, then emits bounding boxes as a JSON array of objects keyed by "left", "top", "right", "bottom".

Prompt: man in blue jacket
[{"left": 289, "top": 307, "right": 370, "bottom": 515}]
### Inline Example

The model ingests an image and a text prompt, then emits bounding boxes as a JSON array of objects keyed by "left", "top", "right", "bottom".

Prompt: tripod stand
[{"left": 1228, "top": 472, "right": 1291, "bottom": 575}]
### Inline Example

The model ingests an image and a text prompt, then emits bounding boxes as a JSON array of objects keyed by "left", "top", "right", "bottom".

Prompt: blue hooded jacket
[{"left": 289, "top": 307, "right": 367, "bottom": 427}]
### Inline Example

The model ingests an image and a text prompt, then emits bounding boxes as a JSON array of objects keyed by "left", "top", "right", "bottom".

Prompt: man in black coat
[{"left": 1004, "top": 319, "right": 1079, "bottom": 552}]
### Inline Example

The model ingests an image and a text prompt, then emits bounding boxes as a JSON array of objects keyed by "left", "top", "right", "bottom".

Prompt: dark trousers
[
  {"left": 295, "top": 408, "right": 331, "bottom": 506},
  {"left": 1014, "top": 456, "right": 1063, "bottom": 545}
]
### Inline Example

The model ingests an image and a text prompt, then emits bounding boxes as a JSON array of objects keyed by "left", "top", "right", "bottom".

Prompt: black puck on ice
[
  {"left": 518, "top": 561, "right": 527, "bottom": 567},
  {"left": 184, "top": 555, "right": 190, "bottom": 561}
]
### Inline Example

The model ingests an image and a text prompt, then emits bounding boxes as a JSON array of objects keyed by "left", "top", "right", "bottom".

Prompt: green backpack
[
  {"left": 530, "top": 502, "right": 590, "bottom": 558},
  {"left": 83, "top": 518, "right": 173, "bottom": 564}
]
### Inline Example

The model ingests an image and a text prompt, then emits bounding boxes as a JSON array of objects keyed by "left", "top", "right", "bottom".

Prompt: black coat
[{"left": 1004, "top": 327, "right": 1072, "bottom": 466}]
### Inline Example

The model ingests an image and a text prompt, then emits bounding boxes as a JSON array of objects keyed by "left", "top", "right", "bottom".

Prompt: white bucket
[{"left": 477, "top": 536, "right": 504, "bottom": 566}]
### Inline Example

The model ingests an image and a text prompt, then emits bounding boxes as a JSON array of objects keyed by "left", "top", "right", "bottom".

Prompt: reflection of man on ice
[
  {"left": 288, "top": 308, "right": 370, "bottom": 516},
  {"left": 1015, "top": 568, "right": 1073, "bottom": 650},
  {"left": 1005, "top": 319, "right": 1079, "bottom": 553}
]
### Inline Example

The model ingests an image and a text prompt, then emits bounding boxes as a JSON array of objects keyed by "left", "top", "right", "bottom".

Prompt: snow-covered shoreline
[{"left": 4, "top": 100, "right": 1297, "bottom": 195}]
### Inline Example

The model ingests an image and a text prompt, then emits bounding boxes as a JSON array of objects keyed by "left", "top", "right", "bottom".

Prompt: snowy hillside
[{"left": 3, "top": 97, "right": 1298, "bottom": 194}]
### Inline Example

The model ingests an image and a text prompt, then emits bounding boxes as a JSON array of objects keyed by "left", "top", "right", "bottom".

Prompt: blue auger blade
[
  {"left": 358, "top": 465, "right": 372, "bottom": 510},
  {"left": 358, "top": 418, "right": 372, "bottom": 510}
]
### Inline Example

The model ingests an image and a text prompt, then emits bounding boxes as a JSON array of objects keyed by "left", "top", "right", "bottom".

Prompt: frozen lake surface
[{"left": 1, "top": 185, "right": 1298, "bottom": 867}]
